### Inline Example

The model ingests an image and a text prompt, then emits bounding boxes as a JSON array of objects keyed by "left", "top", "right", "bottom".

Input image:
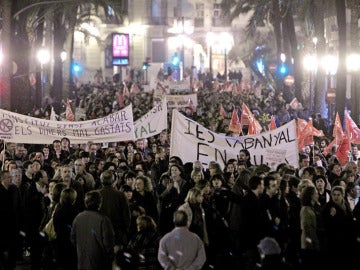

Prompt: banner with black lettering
[
  {"left": 0, "top": 105, "right": 135, "bottom": 144},
  {"left": 170, "top": 110, "right": 299, "bottom": 169},
  {"left": 134, "top": 98, "right": 167, "bottom": 139}
]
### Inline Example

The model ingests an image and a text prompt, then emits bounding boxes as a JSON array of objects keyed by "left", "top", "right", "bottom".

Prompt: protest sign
[
  {"left": 170, "top": 110, "right": 299, "bottom": 169},
  {"left": 154, "top": 93, "right": 197, "bottom": 109},
  {"left": 134, "top": 98, "right": 167, "bottom": 139},
  {"left": 0, "top": 105, "right": 135, "bottom": 144}
]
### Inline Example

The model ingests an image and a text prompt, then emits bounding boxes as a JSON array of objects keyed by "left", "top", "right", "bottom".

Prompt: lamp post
[
  {"left": 321, "top": 54, "right": 337, "bottom": 121},
  {"left": 206, "top": 32, "right": 215, "bottom": 80},
  {"left": 37, "top": 48, "right": 50, "bottom": 107},
  {"left": 220, "top": 32, "right": 234, "bottom": 82},
  {"left": 303, "top": 54, "right": 317, "bottom": 113}
]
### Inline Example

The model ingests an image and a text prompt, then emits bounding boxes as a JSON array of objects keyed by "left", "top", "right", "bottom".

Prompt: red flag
[
  {"left": 335, "top": 137, "right": 351, "bottom": 166},
  {"left": 269, "top": 115, "right": 277, "bottom": 130},
  {"left": 297, "top": 118, "right": 308, "bottom": 134},
  {"left": 345, "top": 111, "right": 360, "bottom": 144},
  {"left": 219, "top": 104, "right": 226, "bottom": 118},
  {"left": 229, "top": 107, "right": 242, "bottom": 133},
  {"left": 118, "top": 92, "right": 124, "bottom": 108},
  {"left": 130, "top": 83, "right": 140, "bottom": 94},
  {"left": 123, "top": 83, "right": 130, "bottom": 97},
  {"left": 241, "top": 103, "right": 262, "bottom": 134},
  {"left": 297, "top": 119, "right": 325, "bottom": 150},
  {"left": 240, "top": 103, "right": 251, "bottom": 125},
  {"left": 66, "top": 99, "right": 74, "bottom": 121},
  {"left": 333, "top": 112, "right": 344, "bottom": 141},
  {"left": 188, "top": 98, "right": 196, "bottom": 114},
  {"left": 322, "top": 138, "right": 338, "bottom": 156}
]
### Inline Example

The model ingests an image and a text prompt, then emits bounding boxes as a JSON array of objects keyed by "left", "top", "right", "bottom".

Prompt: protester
[{"left": 157, "top": 210, "right": 206, "bottom": 270}]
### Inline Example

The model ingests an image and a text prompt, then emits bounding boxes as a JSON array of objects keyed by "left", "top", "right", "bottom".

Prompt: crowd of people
[{"left": 0, "top": 75, "right": 359, "bottom": 270}]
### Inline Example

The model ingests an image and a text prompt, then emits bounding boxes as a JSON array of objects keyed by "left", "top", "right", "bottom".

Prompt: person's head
[
  {"left": 248, "top": 176, "right": 264, "bottom": 195},
  {"left": 135, "top": 139, "right": 145, "bottom": 151},
  {"left": 53, "top": 140, "right": 61, "bottom": 151},
  {"left": 239, "top": 149, "right": 250, "bottom": 162},
  {"left": 299, "top": 153, "right": 310, "bottom": 168},
  {"left": 74, "top": 158, "right": 85, "bottom": 174},
  {"left": 52, "top": 182, "right": 67, "bottom": 203},
  {"left": 84, "top": 190, "right": 102, "bottom": 211},
  {"left": 329, "top": 163, "right": 342, "bottom": 176},
  {"left": 298, "top": 179, "right": 315, "bottom": 195},
  {"left": 7, "top": 160, "right": 18, "bottom": 172},
  {"left": 210, "top": 173, "right": 224, "bottom": 189},
  {"left": 263, "top": 176, "right": 278, "bottom": 197},
  {"left": 237, "top": 160, "right": 247, "bottom": 172},
  {"left": 61, "top": 137, "right": 71, "bottom": 150},
  {"left": 170, "top": 164, "right": 183, "bottom": 179},
  {"left": 190, "top": 169, "right": 204, "bottom": 184},
  {"left": 60, "top": 188, "right": 77, "bottom": 205},
  {"left": 331, "top": 185, "right": 345, "bottom": 205},
  {"left": 257, "top": 237, "right": 281, "bottom": 258},
  {"left": 302, "top": 166, "right": 316, "bottom": 181},
  {"left": 121, "top": 184, "right": 133, "bottom": 200},
  {"left": 33, "top": 170, "right": 48, "bottom": 186},
  {"left": 185, "top": 187, "right": 203, "bottom": 204},
  {"left": 208, "top": 162, "right": 222, "bottom": 177},
  {"left": 134, "top": 175, "right": 152, "bottom": 193},
  {"left": 100, "top": 170, "right": 114, "bottom": 186},
  {"left": 300, "top": 185, "right": 318, "bottom": 206},
  {"left": 346, "top": 182, "right": 359, "bottom": 199},
  {"left": 314, "top": 175, "right": 327, "bottom": 191},
  {"left": 136, "top": 215, "right": 157, "bottom": 232},
  {"left": 0, "top": 170, "right": 11, "bottom": 189},
  {"left": 343, "top": 161, "right": 358, "bottom": 175},
  {"left": 32, "top": 160, "right": 42, "bottom": 173},
  {"left": 23, "top": 160, "right": 33, "bottom": 173},
  {"left": 173, "top": 210, "right": 188, "bottom": 227},
  {"left": 288, "top": 175, "right": 300, "bottom": 193},
  {"left": 10, "top": 168, "right": 22, "bottom": 187}
]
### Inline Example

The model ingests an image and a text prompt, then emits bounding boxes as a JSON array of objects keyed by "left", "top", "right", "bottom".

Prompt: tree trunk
[
  {"left": 52, "top": 11, "right": 67, "bottom": 105},
  {"left": 283, "top": 4, "right": 303, "bottom": 103},
  {"left": 335, "top": 0, "right": 347, "bottom": 128}
]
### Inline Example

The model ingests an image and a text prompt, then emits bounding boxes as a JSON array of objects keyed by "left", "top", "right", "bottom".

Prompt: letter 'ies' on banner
[{"left": 170, "top": 110, "right": 299, "bottom": 169}]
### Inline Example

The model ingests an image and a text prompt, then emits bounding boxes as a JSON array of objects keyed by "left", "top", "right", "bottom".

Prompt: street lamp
[
  {"left": 37, "top": 48, "right": 50, "bottom": 106},
  {"left": 206, "top": 32, "right": 215, "bottom": 80},
  {"left": 303, "top": 54, "right": 318, "bottom": 113},
  {"left": 220, "top": 32, "right": 234, "bottom": 81},
  {"left": 60, "top": 50, "right": 67, "bottom": 63},
  {"left": 168, "top": 18, "right": 194, "bottom": 81}
]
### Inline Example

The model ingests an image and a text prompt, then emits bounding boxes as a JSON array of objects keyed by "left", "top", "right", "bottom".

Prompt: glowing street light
[
  {"left": 303, "top": 54, "right": 318, "bottom": 112},
  {"left": 60, "top": 50, "right": 67, "bottom": 63},
  {"left": 37, "top": 48, "right": 50, "bottom": 106}
]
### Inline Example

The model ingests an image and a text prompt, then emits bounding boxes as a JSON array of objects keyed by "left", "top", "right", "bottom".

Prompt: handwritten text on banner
[
  {"left": 134, "top": 98, "right": 167, "bottom": 139},
  {"left": 170, "top": 110, "right": 299, "bottom": 169},
  {"left": 0, "top": 105, "right": 135, "bottom": 144}
]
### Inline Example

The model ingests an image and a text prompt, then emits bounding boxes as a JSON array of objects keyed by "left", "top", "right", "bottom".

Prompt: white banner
[
  {"left": 154, "top": 93, "right": 197, "bottom": 109},
  {"left": 0, "top": 105, "right": 135, "bottom": 144},
  {"left": 170, "top": 110, "right": 299, "bottom": 169},
  {"left": 134, "top": 98, "right": 167, "bottom": 139}
]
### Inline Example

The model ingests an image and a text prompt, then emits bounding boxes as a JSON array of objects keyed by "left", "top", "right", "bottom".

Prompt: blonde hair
[{"left": 184, "top": 187, "right": 202, "bottom": 204}]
